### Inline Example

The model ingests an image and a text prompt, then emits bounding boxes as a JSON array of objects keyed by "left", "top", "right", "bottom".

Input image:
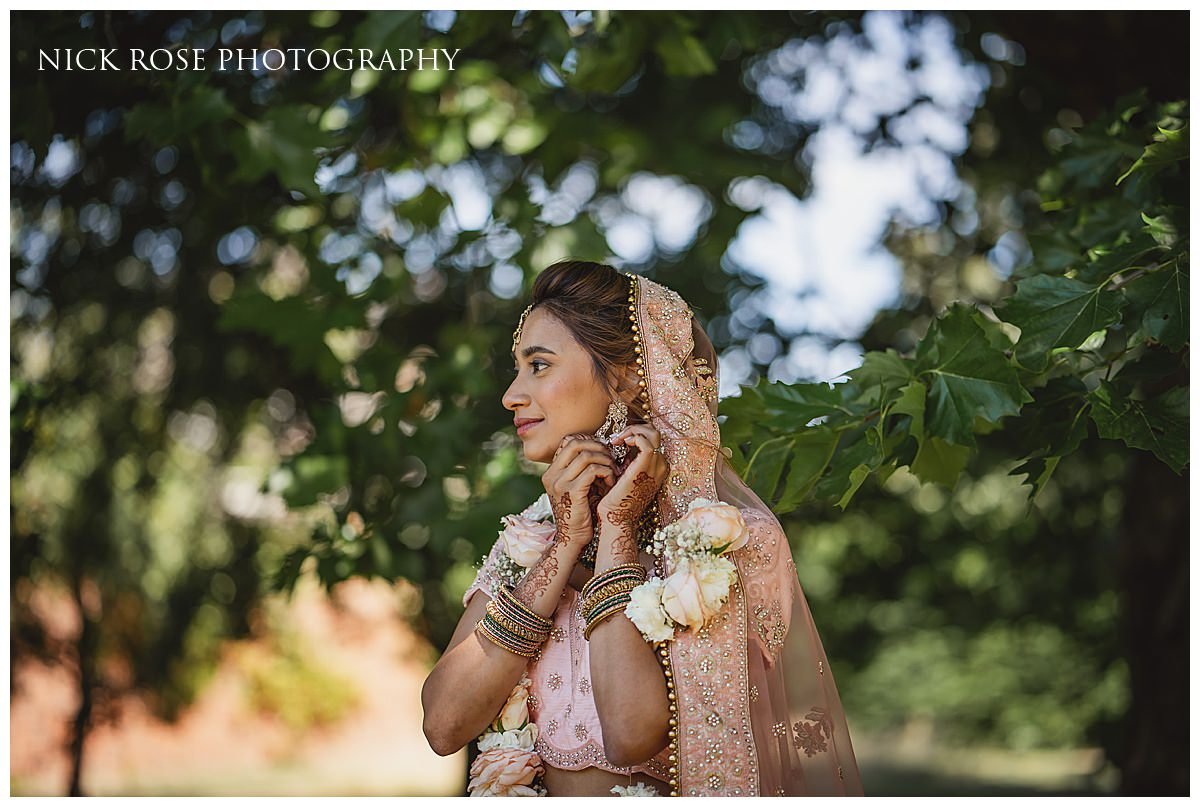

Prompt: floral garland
[
  {"left": 467, "top": 674, "right": 547, "bottom": 796},
  {"left": 469, "top": 494, "right": 748, "bottom": 795},
  {"left": 624, "top": 498, "right": 750, "bottom": 643}
]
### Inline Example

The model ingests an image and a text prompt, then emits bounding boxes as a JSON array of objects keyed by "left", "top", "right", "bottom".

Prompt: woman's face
[{"left": 502, "top": 307, "right": 619, "bottom": 464}]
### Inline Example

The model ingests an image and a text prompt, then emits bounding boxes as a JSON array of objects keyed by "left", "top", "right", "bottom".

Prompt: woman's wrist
[
  {"left": 594, "top": 518, "right": 640, "bottom": 570},
  {"left": 512, "top": 532, "right": 585, "bottom": 616}
]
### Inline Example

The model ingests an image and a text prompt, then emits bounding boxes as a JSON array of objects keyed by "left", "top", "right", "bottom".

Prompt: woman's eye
[{"left": 511, "top": 360, "right": 548, "bottom": 376}]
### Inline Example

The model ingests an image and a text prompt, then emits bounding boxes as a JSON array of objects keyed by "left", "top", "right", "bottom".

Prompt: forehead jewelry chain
[{"left": 512, "top": 303, "right": 534, "bottom": 356}]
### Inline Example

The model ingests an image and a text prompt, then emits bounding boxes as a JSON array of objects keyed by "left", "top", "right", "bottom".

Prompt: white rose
[
  {"left": 624, "top": 579, "right": 676, "bottom": 643},
  {"left": 478, "top": 723, "right": 539, "bottom": 753},
  {"left": 499, "top": 514, "right": 557, "bottom": 567},
  {"left": 611, "top": 782, "right": 660, "bottom": 796},
  {"left": 522, "top": 493, "right": 554, "bottom": 523}
]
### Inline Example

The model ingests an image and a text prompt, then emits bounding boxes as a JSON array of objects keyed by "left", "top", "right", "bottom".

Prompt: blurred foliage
[
  {"left": 721, "top": 91, "right": 1187, "bottom": 509},
  {"left": 237, "top": 631, "right": 361, "bottom": 734},
  {"left": 9, "top": 9, "right": 1187, "bottom": 796}
]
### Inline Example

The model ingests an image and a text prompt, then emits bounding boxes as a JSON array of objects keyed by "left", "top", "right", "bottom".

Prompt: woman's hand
[
  {"left": 541, "top": 433, "right": 619, "bottom": 551},
  {"left": 596, "top": 424, "right": 669, "bottom": 557}
]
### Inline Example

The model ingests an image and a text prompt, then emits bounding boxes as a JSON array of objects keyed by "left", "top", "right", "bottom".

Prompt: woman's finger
[
  {"left": 562, "top": 455, "right": 617, "bottom": 488},
  {"left": 555, "top": 443, "right": 615, "bottom": 473},
  {"left": 612, "top": 423, "right": 661, "bottom": 450}
]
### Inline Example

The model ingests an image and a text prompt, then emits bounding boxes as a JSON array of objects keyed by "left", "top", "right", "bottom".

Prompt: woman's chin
[{"left": 520, "top": 438, "right": 553, "bottom": 465}]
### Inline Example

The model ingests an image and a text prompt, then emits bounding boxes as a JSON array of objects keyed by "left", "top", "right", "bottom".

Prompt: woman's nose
[{"left": 502, "top": 376, "right": 525, "bottom": 411}]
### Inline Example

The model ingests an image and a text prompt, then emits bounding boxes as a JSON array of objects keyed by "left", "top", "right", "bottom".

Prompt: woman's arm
[
  {"left": 420, "top": 531, "right": 585, "bottom": 756},
  {"left": 587, "top": 524, "right": 672, "bottom": 767}
]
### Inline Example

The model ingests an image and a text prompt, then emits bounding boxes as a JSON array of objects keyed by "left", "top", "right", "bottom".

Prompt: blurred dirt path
[{"left": 10, "top": 577, "right": 464, "bottom": 796}]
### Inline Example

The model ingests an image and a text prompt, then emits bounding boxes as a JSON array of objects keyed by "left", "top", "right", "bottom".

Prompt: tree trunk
[
  {"left": 67, "top": 579, "right": 97, "bottom": 797},
  {"left": 1117, "top": 450, "right": 1188, "bottom": 794}
]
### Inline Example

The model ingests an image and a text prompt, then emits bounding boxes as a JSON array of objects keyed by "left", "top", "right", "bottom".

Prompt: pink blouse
[{"left": 463, "top": 538, "right": 672, "bottom": 782}]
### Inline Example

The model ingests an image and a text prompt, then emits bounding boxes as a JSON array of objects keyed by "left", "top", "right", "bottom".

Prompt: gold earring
[{"left": 594, "top": 400, "right": 629, "bottom": 461}]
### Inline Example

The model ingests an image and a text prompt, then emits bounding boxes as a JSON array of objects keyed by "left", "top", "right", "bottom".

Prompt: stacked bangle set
[
  {"left": 476, "top": 586, "right": 553, "bottom": 657},
  {"left": 581, "top": 562, "right": 647, "bottom": 640},
  {"left": 475, "top": 562, "right": 650, "bottom": 655}
]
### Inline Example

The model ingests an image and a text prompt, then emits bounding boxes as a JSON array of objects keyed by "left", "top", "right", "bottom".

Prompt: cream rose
[
  {"left": 467, "top": 747, "right": 544, "bottom": 796},
  {"left": 685, "top": 499, "right": 750, "bottom": 554},
  {"left": 499, "top": 514, "right": 557, "bottom": 567},
  {"left": 659, "top": 555, "right": 737, "bottom": 631},
  {"left": 522, "top": 492, "right": 554, "bottom": 523},
  {"left": 492, "top": 675, "right": 533, "bottom": 732},
  {"left": 478, "top": 723, "right": 539, "bottom": 753},
  {"left": 625, "top": 579, "right": 675, "bottom": 643}
]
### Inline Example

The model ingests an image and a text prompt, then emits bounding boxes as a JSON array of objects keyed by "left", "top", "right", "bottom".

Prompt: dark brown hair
[{"left": 529, "top": 260, "right": 647, "bottom": 421}]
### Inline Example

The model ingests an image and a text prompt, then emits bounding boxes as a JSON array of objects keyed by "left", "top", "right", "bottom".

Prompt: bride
[{"left": 421, "top": 260, "right": 863, "bottom": 796}]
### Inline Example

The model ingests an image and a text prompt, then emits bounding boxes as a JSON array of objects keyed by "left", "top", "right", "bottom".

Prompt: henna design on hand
[
  {"left": 551, "top": 489, "right": 572, "bottom": 531},
  {"left": 603, "top": 471, "right": 659, "bottom": 558},
  {"left": 516, "top": 491, "right": 575, "bottom": 602}
]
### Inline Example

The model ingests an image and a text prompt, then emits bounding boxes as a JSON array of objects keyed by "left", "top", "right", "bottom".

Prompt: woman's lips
[{"left": 516, "top": 420, "right": 543, "bottom": 437}]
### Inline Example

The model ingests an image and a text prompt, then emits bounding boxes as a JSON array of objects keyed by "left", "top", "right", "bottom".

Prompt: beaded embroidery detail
[{"left": 632, "top": 276, "right": 761, "bottom": 796}]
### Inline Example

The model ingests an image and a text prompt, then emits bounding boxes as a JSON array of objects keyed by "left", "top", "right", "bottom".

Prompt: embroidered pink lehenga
[{"left": 466, "top": 274, "right": 864, "bottom": 796}]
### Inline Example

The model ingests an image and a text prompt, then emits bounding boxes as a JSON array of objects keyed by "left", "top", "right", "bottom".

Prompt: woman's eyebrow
[{"left": 511, "top": 345, "right": 558, "bottom": 360}]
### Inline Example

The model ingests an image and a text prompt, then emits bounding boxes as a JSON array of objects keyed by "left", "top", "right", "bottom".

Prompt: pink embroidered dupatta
[{"left": 629, "top": 273, "right": 864, "bottom": 796}]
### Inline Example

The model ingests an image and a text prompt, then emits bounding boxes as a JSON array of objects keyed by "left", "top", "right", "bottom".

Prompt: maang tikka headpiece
[{"left": 511, "top": 303, "right": 534, "bottom": 356}]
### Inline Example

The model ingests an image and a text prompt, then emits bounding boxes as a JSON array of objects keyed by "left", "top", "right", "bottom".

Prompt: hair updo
[{"left": 527, "top": 260, "right": 719, "bottom": 424}]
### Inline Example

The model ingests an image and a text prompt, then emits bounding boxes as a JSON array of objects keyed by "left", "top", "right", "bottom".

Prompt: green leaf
[
  {"left": 124, "top": 85, "right": 234, "bottom": 145},
  {"left": 1076, "top": 230, "right": 1162, "bottom": 285},
  {"left": 844, "top": 348, "right": 914, "bottom": 405},
  {"left": 1124, "top": 258, "right": 1188, "bottom": 351},
  {"left": 654, "top": 29, "right": 717, "bottom": 76},
  {"left": 1005, "top": 378, "right": 1091, "bottom": 499},
  {"left": 570, "top": 15, "right": 648, "bottom": 93},
  {"left": 1010, "top": 454, "right": 1060, "bottom": 499},
  {"left": 835, "top": 463, "right": 871, "bottom": 510},
  {"left": 773, "top": 428, "right": 840, "bottom": 514},
  {"left": 218, "top": 290, "right": 360, "bottom": 376},
  {"left": 915, "top": 304, "right": 1033, "bottom": 447},
  {"left": 352, "top": 11, "right": 423, "bottom": 54},
  {"left": 230, "top": 106, "right": 329, "bottom": 198},
  {"left": 890, "top": 379, "right": 927, "bottom": 435},
  {"left": 1023, "top": 228, "right": 1085, "bottom": 277},
  {"left": 756, "top": 379, "right": 848, "bottom": 428},
  {"left": 888, "top": 379, "right": 969, "bottom": 487},
  {"left": 1059, "top": 133, "right": 1131, "bottom": 189},
  {"left": 999, "top": 275, "right": 1127, "bottom": 372},
  {"left": 284, "top": 455, "right": 350, "bottom": 507},
  {"left": 1088, "top": 381, "right": 1188, "bottom": 473},
  {"left": 1116, "top": 123, "right": 1188, "bottom": 185},
  {"left": 813, "top": 430, "right": 879, "bottom": 506},
  {"left": 1141, "top": 210, "right": 1179, "bottom": 247},
  {"left": 741, "top": 434, "right": 793, "bottom": 504},
  {"left": 910, "top": 436, "right": 971, "bottom": 489}
]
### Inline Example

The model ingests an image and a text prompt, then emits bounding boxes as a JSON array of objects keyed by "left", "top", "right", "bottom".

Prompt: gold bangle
[
  {"left": 476, "top": 615, "right": 540, "bottom": 657},
  {"left": 580, "top": 563, "right": 646, "bottom": 603},
  {"left": 485, "top": 599, "right": 549, "bottom": 643},
  {"left": 580, "top": 578, "right": 642, "bottom": 615},
  {"left": 496, "top": 586, "right": 553, "bottom": 632},
  {"left": 584, "top": 597, "right": 632, "bottom": 641}
]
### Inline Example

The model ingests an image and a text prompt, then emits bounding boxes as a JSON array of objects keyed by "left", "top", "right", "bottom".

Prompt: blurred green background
[{"left": 10, "top": 9, "right": 1188, "bottom": 796}]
